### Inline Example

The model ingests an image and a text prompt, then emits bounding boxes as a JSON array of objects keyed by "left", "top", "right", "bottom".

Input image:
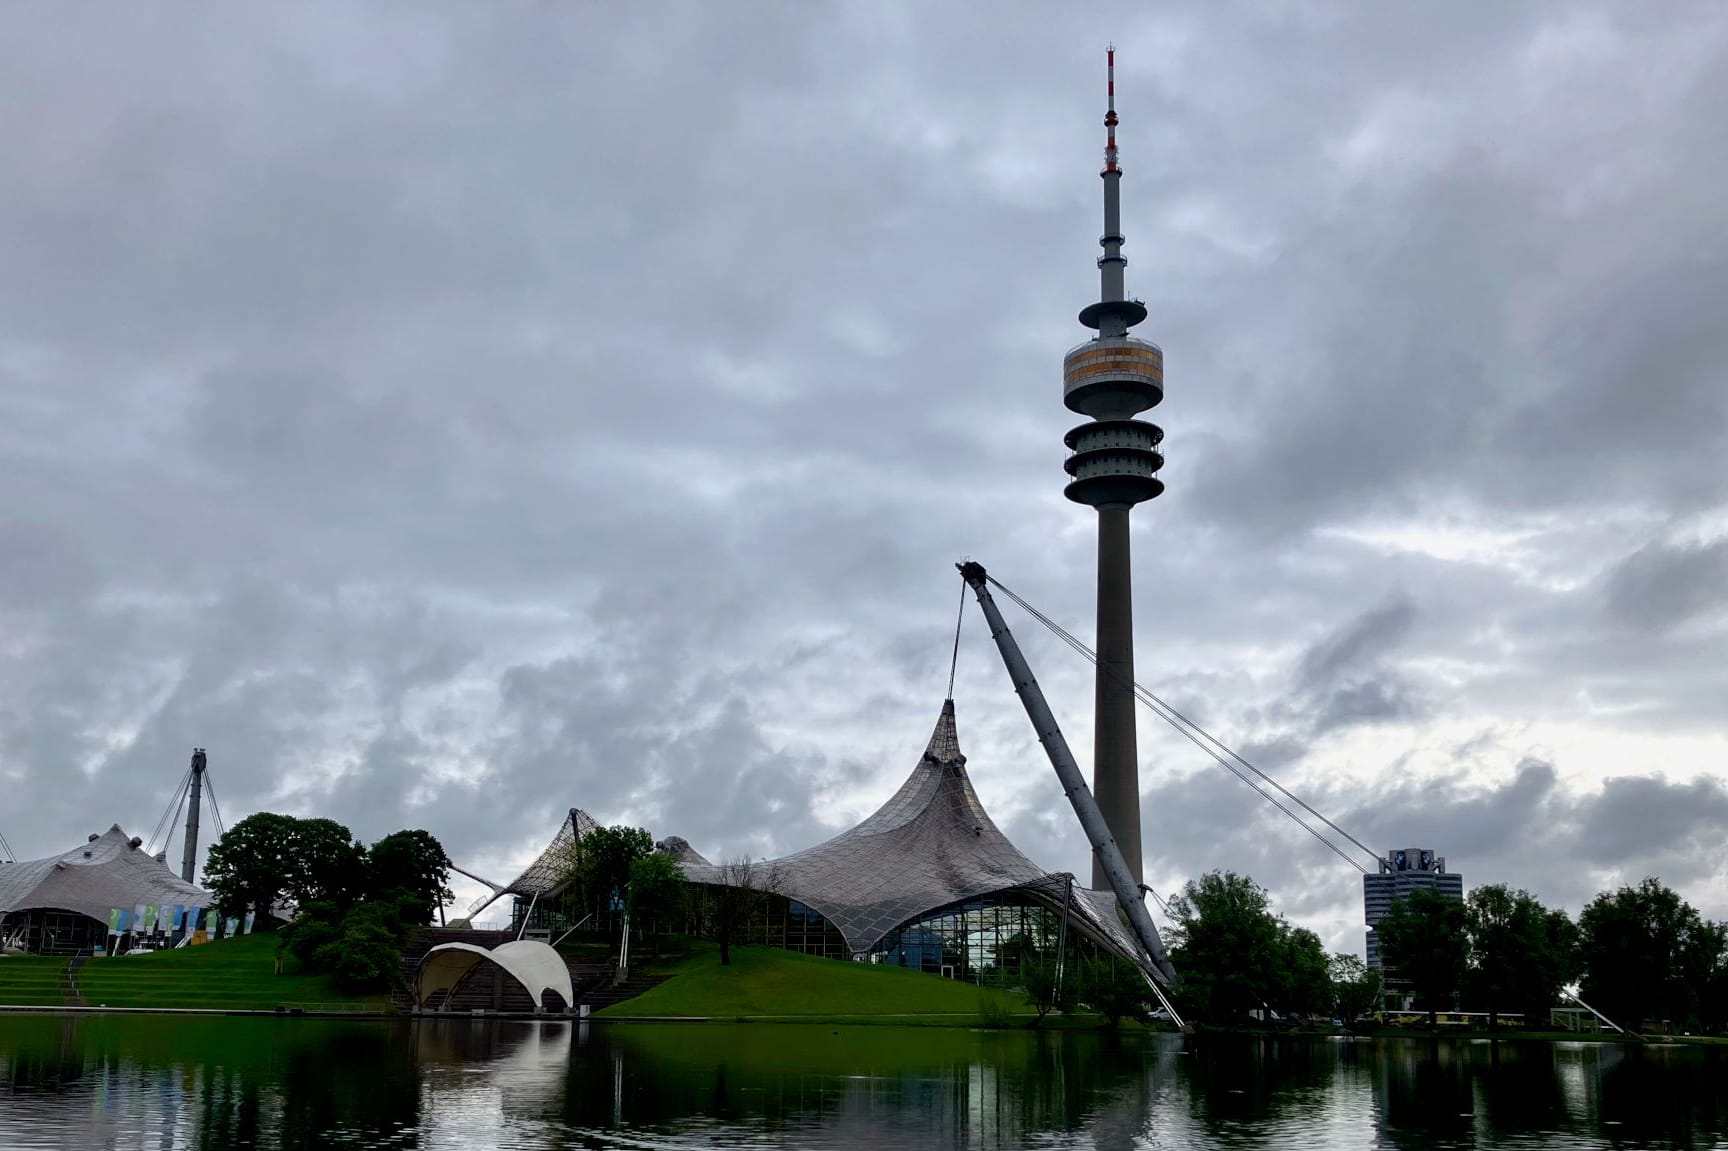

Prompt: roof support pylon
[{"left": 958, "top": 561, "right": 1184, "bottom": 1022}]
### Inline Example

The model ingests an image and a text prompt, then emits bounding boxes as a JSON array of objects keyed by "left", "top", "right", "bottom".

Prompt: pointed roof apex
[{"left": 922, "top": 699, "right": 964, "bottom": 765}]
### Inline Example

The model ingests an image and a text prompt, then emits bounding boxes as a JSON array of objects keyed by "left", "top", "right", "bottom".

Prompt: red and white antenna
[{"left": 1104, "top": 44, "right": 1119, "bottom": 173}]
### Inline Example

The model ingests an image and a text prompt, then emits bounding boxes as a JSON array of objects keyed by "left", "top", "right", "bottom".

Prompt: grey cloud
[
  {"left": 1573, "top": 774, "right": 1728, "bottom": 865},
  {"left": 1603, "top": 537, "right": 1728, "bottom": 631},
  {"left": 1308, "top": 676, "right": 1425, "bottom": 734},
  {"left": 1298, "top": 597, "right": 1418, "bottom": 683},
  {"left": 2, "top": 2, "right": 1725, "bottom": 943}
]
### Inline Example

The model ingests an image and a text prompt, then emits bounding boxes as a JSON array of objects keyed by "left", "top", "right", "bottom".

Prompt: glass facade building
[{"left": 1364, "top": 846, "right": 1465, "bottom": 995}]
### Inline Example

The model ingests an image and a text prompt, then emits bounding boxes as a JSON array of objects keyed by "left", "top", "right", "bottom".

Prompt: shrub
[{"left": 1079, "top": 957, "right": 1152, "bottom": 1028}]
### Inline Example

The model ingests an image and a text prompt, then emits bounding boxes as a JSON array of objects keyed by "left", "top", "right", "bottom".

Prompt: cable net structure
[{"left": 679, "top": 699, "right": 1155, "bottom": 970}]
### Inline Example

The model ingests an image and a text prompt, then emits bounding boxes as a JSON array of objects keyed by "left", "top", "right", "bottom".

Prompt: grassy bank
[
  {"left": 0, "top": 955, "right": 65, "bottom": 1006},
  {"left": 600, "top": 944, "right": 1048, "bottom": 1023},
  {"left": 1, "top": 935, "right": 387, "bottom": 1012}
]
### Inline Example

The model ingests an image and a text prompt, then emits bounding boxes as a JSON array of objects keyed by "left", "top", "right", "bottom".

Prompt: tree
[
  {"left": 562, "top": 825, "right": 654, "bottom": 926},
  {"left": 368, "top": 829, "right": 454, "bottom": 926},
  {"left": 1681, "top": 919, "right": 1728, "bottom": 1035},
  {"left": 1464, "top": 884, "right": 1575, "bottom": 1028},
  {"left": 1544, "top": 908, "right": 1581, "bottom": 989},
  {"left": 1329, "top": 953, "right": 1383, "bottom": 1022},
  {"left": 277, "top": 901, "right": 345, "bottom": 969},
  {"left": 708, "top": 856, "right": 780, "bottom": 966},
  {"left": 278, "top": 895, "right": 419, "bottom": 993},
  {"left": 204, "top": 813, "right": 370, "bottom": 925},
  {"left": 1077, "top": 956, "right": 1155, "bottom": 1027},
  {"left": 286, "top": 818, "right": 368, "bottom": 910},
  {"left": 309, "top": 901, "right": 407, "bottom": 993},
  {"left": 1020, "top": 957, "right": 1076, "bottom": 1023},
  {"left": 202, "top": 812, "right": 301, "bottom": 923},
  {"left": 1579, "top": 878, "right": 1711, "bottom": 1033},
  {"left": 1376, "top": 887, "right": 1468, "bottom": 1027},
  {"left": 1276, "top": 926, "right": 1334, "bottom": 1018},
  {"left": 626, "top": 852, "right": 688, "bottom": 959},
  {"left": 1165, "top": 870, "right": 1285, "bottom": 1023}
]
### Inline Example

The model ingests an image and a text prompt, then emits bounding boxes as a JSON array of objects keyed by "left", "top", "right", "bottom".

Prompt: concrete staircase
[
  {"left": 580, "top": 970, "right": 667, "bottom": 1013},
  {"left": 393, "top": 927, "right": 513, "bottom": 1013},
  {"left": 59, "top": 952, "right": 90, "bottom": 1008}
]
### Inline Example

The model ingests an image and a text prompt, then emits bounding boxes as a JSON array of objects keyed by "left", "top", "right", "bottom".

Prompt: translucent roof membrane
[
  {"left": 0, "top": 826, "right": 210, "bottom": 924},
  {"left": 677, "top": 700, "right": 1155, "bottom": 973},
  {"left": 502, "top": 807, "right": 600, "bottom": 897}
]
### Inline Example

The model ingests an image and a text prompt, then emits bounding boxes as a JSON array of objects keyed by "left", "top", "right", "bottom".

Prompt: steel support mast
[
  {"left": 180, "top": 748, "right": 207, "bottom": 884},
  {"left": 959, "top": 562, "right": 1183, "bottom": 1022}
]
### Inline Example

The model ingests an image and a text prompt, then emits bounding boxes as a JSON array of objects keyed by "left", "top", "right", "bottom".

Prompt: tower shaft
[
  {"left": 1092, "top": 506, "right": 1143, "bottom": 887},
  {"left": 180, "top": 749, "right": 206, "bottom": 885}
]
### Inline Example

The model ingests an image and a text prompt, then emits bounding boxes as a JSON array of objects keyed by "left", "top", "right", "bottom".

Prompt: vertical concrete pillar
[{"left": 1092, "top": 505, "right": 1143, "bottom": 888}]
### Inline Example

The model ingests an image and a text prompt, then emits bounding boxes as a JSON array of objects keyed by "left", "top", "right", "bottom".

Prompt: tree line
[
  {"left": 1377, "top": 877, "right": 1728, "bottom": 1033},
  {"left": 547, "top": 824, "right": 688, "bottom": 955},
  {"left": 544, "top": 825, "right": 774, "bottom": 967},
  {"left": 201, "top": 813, "right": 454, "bottom": 991},
  {"left": 1166, "top": 869, "right": 1728, "bottom": 1034}
]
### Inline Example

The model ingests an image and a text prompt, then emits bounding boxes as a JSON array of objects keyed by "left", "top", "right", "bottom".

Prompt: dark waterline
[{"left": 2, "top": 1015, "right": 1725, "bottom": 1149}]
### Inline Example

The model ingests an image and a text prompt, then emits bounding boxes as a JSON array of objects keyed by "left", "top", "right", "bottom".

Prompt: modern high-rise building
[
  {"left": 1062, "top": 48, "right": 1165, "bottom": 890},
  {"left": 1363, "top": 847, "right": 1465, "bottom": 979}
]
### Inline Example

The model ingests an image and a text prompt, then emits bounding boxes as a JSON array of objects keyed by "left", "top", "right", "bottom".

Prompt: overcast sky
[{"left": 2, "top": 3, "right": 1725, "bottom": 955}]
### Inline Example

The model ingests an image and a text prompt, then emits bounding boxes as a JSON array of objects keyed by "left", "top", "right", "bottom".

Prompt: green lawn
[
  {"left": 2, "top": 934, "right": 388, "bottom": 1012},
  {"left": 600, "top": 944, "right": 1037, "bottom": 1021},
  {"left": 0, "top": 955, "right": 66, "bottom": 1006}
]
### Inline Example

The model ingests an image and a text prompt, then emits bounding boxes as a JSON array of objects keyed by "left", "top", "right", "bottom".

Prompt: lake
[{"left": 1, "top": 1015, "right": 1725, "bottom": 1149}]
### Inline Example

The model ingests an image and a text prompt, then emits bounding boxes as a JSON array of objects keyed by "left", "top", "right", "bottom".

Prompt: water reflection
[
  {"left": 2, "top": 1015, "right": 1727, "bottom": 1149},
  {"left": 555, "top": 1024, "right": 1181, "bottom": 1148}
]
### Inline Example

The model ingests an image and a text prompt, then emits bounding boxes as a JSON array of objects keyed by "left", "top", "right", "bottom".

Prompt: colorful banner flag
[
  {"left": 133, "top": 904, "right": 147, "bottom": 933},
  {"left": 172, "top": 905, "right": 186, "bottom": 930},
  {"left": 204, "top": 909, "right": 218, "bottom": 934},
  {"left": 117, "top": 908, "right": 132, "bottom": 932},
  {"left": 223, "top": 917, "right": 238, "bottom": 938},
  {"left": 143, "top": 905, "right": 159, "bottom": 933},
  {"left": 242, "top": 911, "right": 256, "bottom": 934},
  {"left": 107, "top": 908, "right": 124, "bottom": 933}
]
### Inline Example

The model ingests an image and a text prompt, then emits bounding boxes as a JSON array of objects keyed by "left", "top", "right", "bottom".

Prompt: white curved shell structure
[{"left": 416, "top": 939, "right": 573, "bottom": 1012}]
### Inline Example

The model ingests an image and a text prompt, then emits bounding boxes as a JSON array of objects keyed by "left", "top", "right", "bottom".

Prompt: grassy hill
[
  {"left": 0, "top": 955, "right": 66, "bottom": 1006},
  {"left": 600, "top": 945, "right": 1036, "bottom": 1022},
  {"left": 1, "top": 934, "right": 387, "bottom": 1012}
]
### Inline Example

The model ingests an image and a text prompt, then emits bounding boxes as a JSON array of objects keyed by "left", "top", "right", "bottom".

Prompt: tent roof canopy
[
  {"left": 0, "top": 825, "right": 209, "bottom": 924},
  {"left": 676, "top": 700, "right": 1155, "bottom": 971}
]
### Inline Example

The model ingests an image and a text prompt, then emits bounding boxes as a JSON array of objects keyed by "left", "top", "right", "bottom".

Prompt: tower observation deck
[{"left": 1064, "top": 48, "right": 1164, "bottom": 889}]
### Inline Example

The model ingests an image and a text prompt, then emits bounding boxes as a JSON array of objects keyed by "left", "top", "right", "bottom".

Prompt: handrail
[{"left": 1064, "top": 331, "right": 1159, "bottom": 359}]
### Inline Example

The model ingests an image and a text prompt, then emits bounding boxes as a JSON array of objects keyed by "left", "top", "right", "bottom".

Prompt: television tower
[{"left": 1062, "top": 47, "right": 1164, "bottom": 889}]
